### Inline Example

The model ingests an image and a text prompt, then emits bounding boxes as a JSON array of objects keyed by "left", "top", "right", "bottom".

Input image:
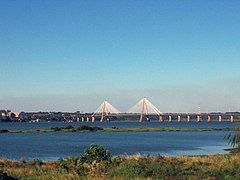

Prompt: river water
[
  {"left": 0, "top": 121, "right": 238, "bottom": 130},
  {"left": 0, "top": 122, "right": 238, "bottom": 161}
]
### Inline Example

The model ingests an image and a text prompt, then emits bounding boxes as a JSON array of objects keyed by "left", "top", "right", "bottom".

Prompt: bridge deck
[{"left": 92, "top": 113, "right": 239, "bottom": 117}]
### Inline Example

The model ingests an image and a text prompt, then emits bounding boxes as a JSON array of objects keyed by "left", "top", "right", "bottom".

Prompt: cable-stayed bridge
[
  {"left": 87, "top": 97, "right": 239, "bottom": 123},
  {"left": 92, "top": 97, "right": 162, "bottom": 122},
  {"left": 127, "top": 97, "right": 162, "bottom": 120},
  {"left": 92, "top": 100, "right": 121, "bottom": 122}
]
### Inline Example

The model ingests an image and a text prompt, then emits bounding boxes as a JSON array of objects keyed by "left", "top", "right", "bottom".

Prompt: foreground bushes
[
  {"left": 79, "top": 144, "right": 112, "bottom": 164},
  {"left": 110, "top": 156, "right": 180, "bottom": 179},
  {"left": 0, "top": 145, "right": 240, "bottom": 179},
  {"left": 0, "top": 170, "right": 17, "bottom": 180}
]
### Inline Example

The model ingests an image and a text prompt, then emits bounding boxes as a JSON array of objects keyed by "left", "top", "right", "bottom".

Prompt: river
[{"left": 0, "top": 122, "right": 237, "bottom": 161}]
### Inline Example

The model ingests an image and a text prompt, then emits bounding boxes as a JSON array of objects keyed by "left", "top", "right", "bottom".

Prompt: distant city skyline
[{"left": 0, "top": 1, "right": 240, "bottom": 113}]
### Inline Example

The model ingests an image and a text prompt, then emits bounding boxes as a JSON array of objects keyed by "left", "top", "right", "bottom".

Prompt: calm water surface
[
  {"left": 0, "top": 121, "right": 238, "bottom": 130},
  {"left": 0, "top": 128, "right": 233, "bottom": 161}
]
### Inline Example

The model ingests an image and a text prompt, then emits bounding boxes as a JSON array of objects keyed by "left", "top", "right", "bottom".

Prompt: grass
[
  {"left": 103, "top": 127, "right": 238, "bottom": 132},
  {"left": 1, "top": 154, "right": 240, "bottom": 179}
]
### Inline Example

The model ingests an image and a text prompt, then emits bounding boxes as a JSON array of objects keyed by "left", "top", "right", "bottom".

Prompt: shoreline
[{"left": 1, "top": 126, "right": 239, "bottom": 133}]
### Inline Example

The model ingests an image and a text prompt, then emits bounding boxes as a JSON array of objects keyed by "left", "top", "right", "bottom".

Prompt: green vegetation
[
  {"left": 0, "top": 129, "right": 9, "bottom": 133},
  {"left": 103, "top": 127, "right": 239, "bottom": 132},
  {"left": 1, "top": 125, "right": 239, "bottom": 133},
  {"left": 0, "top": 145, "right": 240, "bottom": 179},
  {"left": 0, "top": 170, "right": 17, "bottom": 179},
  {"left": 224, "top": 122, "right": 240, "bottom": 154},
  {"left": 224, "top": 135, "right": 240, "bottom": 154},
  {"left": 76, "top": 125, "right": 103, "bottom": 131},
  {"left": 225, "top": 133, "right": 240, "bottom": 148},
  {"left": 79, "top": 144, "right": 112, "bottom": 164}
]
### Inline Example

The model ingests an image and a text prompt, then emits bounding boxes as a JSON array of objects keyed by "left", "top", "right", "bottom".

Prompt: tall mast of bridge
[
  {"left": 92, "top": 100, "right": 120, "bottom": 122},
  {"left": 128, "top": 97, "right": 162, "bottom": 122}
]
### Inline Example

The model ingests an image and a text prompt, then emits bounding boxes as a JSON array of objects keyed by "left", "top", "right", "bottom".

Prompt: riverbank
[
  {"left": 1, "top": 125, "right": 239, "bottom": 133},
  {"left": 1, "top": 152, "right": 239, "bottom": 179}
]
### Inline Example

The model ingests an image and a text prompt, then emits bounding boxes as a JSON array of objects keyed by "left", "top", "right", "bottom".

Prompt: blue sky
[{"left": 0, "top": 0, "right": 240, "bottom": 113}]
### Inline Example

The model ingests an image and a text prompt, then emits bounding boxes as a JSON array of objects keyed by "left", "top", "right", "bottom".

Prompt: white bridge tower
[
  {"left": 92, "top": 100, "right": 120, "bottom": 122},
  {"left": 128, "top": 97, "right": 162, "bottom": 122}
]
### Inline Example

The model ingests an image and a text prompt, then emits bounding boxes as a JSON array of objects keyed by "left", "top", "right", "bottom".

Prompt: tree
[
  {"left": 225, "top": 132, "right": 240, "bottom": 148},
  {"left": 79, "top": 144, "right": 112, "bottom": 164}
]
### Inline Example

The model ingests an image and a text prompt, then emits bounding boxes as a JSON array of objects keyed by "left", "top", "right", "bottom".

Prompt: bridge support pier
[
  {"left": 196, "top": 115, "right": 200, "bottom": 122},
  {"left": 159, "top": 115, "right": 163, "bottom": 122},
  {"left": 168, "top": 115, "right": 172, "bottom": 122},
  {"left": 139, "top": 114, "right": 143, "bottom": 122},
  {"left": 207, "top": 115, "right": 211, "bottom": 122},
  {"left": 187, "top": 115, "right": 190, "bottom": 122},
  {"left": 230, "top": 115, "right": 234, "bottom": 122},
  {"left": 218, "top": 115, "right": 222, "bottom": 122},
  {"left": 177, "top": 115, "right": 181, "bottom": 122}
]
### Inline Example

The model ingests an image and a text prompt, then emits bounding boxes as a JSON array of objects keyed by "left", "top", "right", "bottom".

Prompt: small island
[{"left": 0, "top": 125, "right": 239, "bottom": 133}]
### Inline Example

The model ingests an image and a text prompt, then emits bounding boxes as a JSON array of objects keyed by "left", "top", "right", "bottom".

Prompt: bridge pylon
[
  {"left": 92, "top": 100, "right": 121, "bottom": 122},
  {"left": 128, "top": 97, "right": 162, "bottom": 122}
]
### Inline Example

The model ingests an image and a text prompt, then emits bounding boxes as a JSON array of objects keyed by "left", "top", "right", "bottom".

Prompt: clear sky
[{"left": 0, "top": 0, "right": 240, "bottom": 113}]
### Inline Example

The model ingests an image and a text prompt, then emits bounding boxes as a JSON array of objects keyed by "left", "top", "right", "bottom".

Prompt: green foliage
[
  {"left": 60, "top": 157, "right": 87, "bottom": 175},
  {"left": 0, "top": 170, "right": 17, "bottom": 180},
  {"left": 0, "top": 129, "right": 9, "bottom": 133},
  {"left": 1, "top": 147, "right": 240, "bottom": 179},
  {"left": 65, "top": 125, "right": 74, "bottom": 129},
  {"left": 76, "top": 125, "right": 103, "bottom": 132},
  {"left": 50, "top": 125, "right": 75, "bottom": 131},
  {"left": 79, "top": 144, "right": 112, "bottom": 164},
  {"left": 56, "top": 145, "right": 112, "bottom": 177},
  {"left": 225, "top": 132, "right": 240, "bottom": 148},
  {"left": 110, "top": 156, "right": 180, "bottom": 179},
  {"left": 51, "top": 127, "right": 63, "bottom": 132},
  {"left": 32, "top": 159, "right": 44, "bottom": 166},
  {"left": 57, "top": 158, "right": 69, "bottom": 172}
]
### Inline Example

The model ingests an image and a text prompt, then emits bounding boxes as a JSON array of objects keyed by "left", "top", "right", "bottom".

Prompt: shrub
[
  {"left": 91, "top": 126, "right": 103, "bottom": 131},
  {"left": 225, "top": 132, "right": 240, "bottom": 148},
  {"left": 79, "top": 144, "right": 112, "bottom": 164},
  {"left": 0, "top": 129, "right": 9, "bottom": 133},
  {"left": 76, "top": 125, "right": 92, "bottom": 131},
  {"left": 32, "top": 158, "right": 44, "bottom": 166},
  {"left": 76, "top": 125, "right": 103, "bottom": 131},
  {"left": 0, "top": 170, "right": 18, "bottom": 180},
  {"left": 65, "top": 125, "right": 74, "bottom": 130},
  {"left": 50, "top": 127, "right": 63, "bottom": 132},
  {"left": 0, "top": 162, "right": 4, "bottom": 168},
  {"left": 57, "top": 158, "right": 69, "bottom": 173}
]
